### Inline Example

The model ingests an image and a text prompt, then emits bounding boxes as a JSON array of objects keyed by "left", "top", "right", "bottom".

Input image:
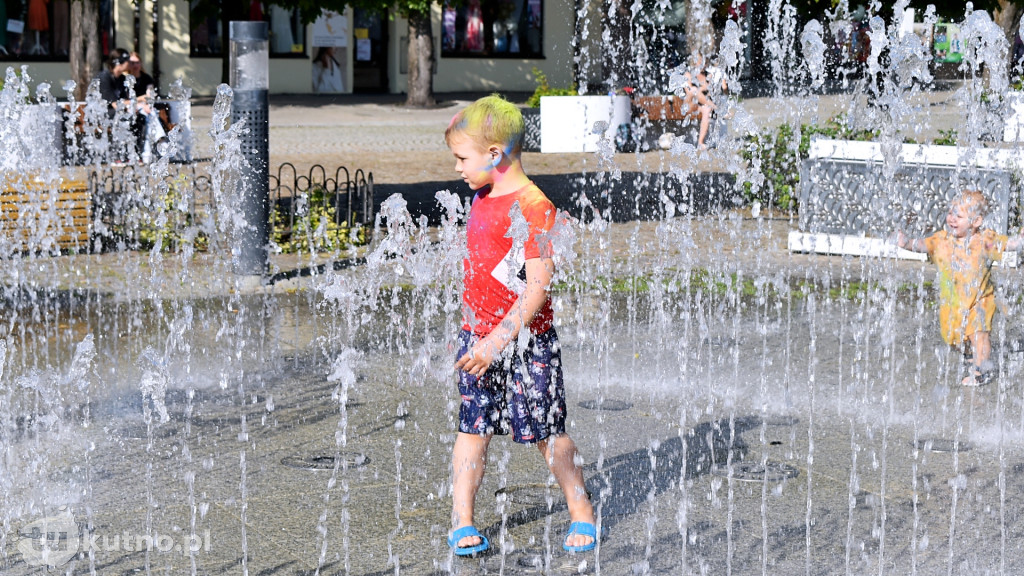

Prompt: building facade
[{"left": 0, "top": 0, "right": 578, "bottom": 98}]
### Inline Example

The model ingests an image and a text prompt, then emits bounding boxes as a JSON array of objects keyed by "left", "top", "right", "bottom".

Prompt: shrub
[
  {"left": 933, "top": 128, "right": 957, "bottom": 146},
  {"left": 741, "top": 114, "right": 877, "bottom": 211},
  {"left": 272, "top": 186, "right": 366, "bottom": 254},
  {"left": 525, "top": 67, "right": 577, "bottom": 108},
  {"left": 137, "top": 174, "right": 209, "bottom": 252}
]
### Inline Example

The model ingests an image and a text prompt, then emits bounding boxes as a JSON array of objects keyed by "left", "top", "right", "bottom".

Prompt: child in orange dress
[{"left": 896, "top": 190, "right": 1024, "bottom": 386}]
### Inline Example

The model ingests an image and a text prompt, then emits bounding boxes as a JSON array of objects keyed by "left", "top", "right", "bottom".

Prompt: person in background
[
  {"left": 672, "top": 54, "right": 728, "bottom": 151},
  {"left": 94, "top": 48, "right": 163, "bottom": 161},
  {"left": 128, "top": 51, "right": 156, "bottom": 96},
  {"left": 127, "top": 51, "right": 167, "bottom": 159},
  {"left": 94, "top": 48, "right": 133, "bottom": 117}
]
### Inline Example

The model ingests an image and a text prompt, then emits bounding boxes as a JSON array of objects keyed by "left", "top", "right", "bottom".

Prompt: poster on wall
[
  {"left": 934, "top": 23, "right": 963, "bottom": 63},
  {"left": 312, "top": 10, "right": 348, "bottom": 47},
  {"left": 312, "top": 10, "right": 346, "bottom": 93},
  {"left": 356, "top": 38, "right": 371, "bottom": 61}
]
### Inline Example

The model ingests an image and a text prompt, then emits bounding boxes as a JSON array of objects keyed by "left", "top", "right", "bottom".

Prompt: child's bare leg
[
  {"left": 452, "top": 432, "right": 491, "bottom": 546},
  {"left": 970, "top": 331, "right": 992, "bottom": 368},
  {"left": 697, "top": 104, "right": 713, "bottom": 149},
  {"left": 537, "top": 434, "right": 595, "bottom": 548},
  {"left": 963, "top": 331, "right": 993, "bottom": 384}
]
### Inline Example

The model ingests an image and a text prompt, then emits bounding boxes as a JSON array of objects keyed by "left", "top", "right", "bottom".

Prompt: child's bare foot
[
  {"left": 448, "top": 525, "right": 489, "bottom": 556},
  {"left": 563, "top": 519, "right": 597, "bottom": 552},
  {"left": 453, "top": 525, "right": 483, "bottom": 547},
  {"left": 962, "top": 367, "right": 995, "bottom": 387},
  {"left": 564, "top": 526, "right": 595, "bottom": 548}
]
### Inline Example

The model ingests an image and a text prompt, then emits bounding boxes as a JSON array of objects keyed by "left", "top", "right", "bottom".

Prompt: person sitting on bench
[
  {"left": 672, "top": 55, "right": 728, "bottom": 151},
  {"left": 93, "top": 48, "right": 150, "bottom": 161}
]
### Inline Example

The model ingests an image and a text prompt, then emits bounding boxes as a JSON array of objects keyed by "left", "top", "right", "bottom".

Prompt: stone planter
[
  {"left": 521, "top": 107, "right": 541, "bottom": 152},
  {"left": 539, "top": 95, "right": 631, "bottom": 153}
]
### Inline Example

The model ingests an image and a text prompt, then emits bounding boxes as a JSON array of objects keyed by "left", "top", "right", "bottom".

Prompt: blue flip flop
[
  {"left": 563, "top": 521, "right": 597, "bottom": 552},
  {"left": 448, "top": 525, "right": 489, "bottom": 556}
]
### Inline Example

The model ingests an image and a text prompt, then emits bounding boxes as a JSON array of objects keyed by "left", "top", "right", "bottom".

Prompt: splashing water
[{"left": 0, "top": 3, "right": 1023, "bottom": 574}]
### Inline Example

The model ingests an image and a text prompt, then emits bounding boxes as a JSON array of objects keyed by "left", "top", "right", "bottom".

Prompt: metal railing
[
  {"left": 87, "top": 162, "right": 374, "bottom": 255},
  {"left": 269, "top": 162, "right": 375, "bottom": 251},
  {"left": 88, "top": 162, "right": 215, "bottom": 253}
]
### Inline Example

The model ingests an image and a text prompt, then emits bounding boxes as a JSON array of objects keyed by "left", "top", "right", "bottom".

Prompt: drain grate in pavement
[
  {"left": 578, "top": 399, "right": 632, "bottom": 411},
  {"left": 281, "top": 452, "right": 369, "bottom": 471},
  {"left": 915, "top": 438, "right": 971, "bottom": 453},
  {"left": 712, "top": 461, "right": 799, "bottom": 482}
]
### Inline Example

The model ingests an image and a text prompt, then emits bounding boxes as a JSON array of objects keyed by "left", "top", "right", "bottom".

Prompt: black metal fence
[
  {"left": 87, "top": 162, "right": 374, "bottom": 254},
  {"left": 88, "top": 162, "right": 215, "bottom": 253},
  {"left": 269, "top": 163, "right": 374, "bottom": 253}
]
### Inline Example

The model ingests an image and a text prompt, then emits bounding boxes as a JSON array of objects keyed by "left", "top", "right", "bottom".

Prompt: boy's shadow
[{"left": 481, "top": 415, "right": 765, "bottom": 544}]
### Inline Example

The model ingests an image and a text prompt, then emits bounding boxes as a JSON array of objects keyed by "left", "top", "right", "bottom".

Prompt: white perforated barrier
[{"left": 791, "top": 139, "right": 1023, "bottom": 261}]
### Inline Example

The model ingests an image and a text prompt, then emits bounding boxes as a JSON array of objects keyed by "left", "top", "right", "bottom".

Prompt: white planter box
[
  {"left": 539, "top": 95, "right": 630, "bottom": 153},
  {"left": 808, "top": 138, "right": 1024, "bottom": 169}
]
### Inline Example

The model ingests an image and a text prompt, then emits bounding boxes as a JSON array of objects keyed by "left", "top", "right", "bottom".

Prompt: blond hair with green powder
[{"left": 445, "top": 94, "right": 525, "bottom": 156}]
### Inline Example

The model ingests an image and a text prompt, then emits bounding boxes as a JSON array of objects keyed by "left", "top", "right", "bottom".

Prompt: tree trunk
[
  {"left": 994, "top": 0, "right": 1024, "bottom": 71},
  {"left": 69, "top": 0, "right": 102, "bottom": 100},
  {"left": 406, "top": 9, "right": 435, "bottom": 108}
]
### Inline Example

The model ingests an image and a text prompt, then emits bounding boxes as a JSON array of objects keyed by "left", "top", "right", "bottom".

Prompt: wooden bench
[
  {"left": 630, "top": 95, "right": 707, "bottom": 151},
  {"left": 632, "top": 95, "right": 693, "bottom": 121},
  {"left": 1, "top": 178, "right": 91, "bottom": 252}
]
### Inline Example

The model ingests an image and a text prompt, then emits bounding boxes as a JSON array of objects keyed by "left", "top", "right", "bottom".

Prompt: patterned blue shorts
[{"left": 456, "top": 327, "right": 567, "bottom": 444}]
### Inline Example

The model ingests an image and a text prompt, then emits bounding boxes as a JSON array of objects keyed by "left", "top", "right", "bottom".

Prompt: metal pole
[{"left": 229, "top": 21, "right": 270, "bottom": 278}]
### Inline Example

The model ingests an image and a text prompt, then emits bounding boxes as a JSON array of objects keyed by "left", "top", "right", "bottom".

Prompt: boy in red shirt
[{"left": 444, "top": 95, "right": 596, "bottom": 556}]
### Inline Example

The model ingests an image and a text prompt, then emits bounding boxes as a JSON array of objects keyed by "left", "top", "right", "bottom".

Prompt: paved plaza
[
  {"left": 4, "top": 83, "right": 1024, "bottom": 575},
  {"left": 189, "top": 85, "right": 968, "bottom": 186}
]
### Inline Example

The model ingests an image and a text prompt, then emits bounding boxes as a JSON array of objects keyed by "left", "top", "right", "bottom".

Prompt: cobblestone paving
[{"left": 186, "top": 85, "right": 969, "bottom": 186}]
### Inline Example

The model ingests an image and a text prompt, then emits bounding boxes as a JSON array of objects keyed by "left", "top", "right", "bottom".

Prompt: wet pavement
[{"left": 4, "top": 84, "right": 1024, "bottom": 575}]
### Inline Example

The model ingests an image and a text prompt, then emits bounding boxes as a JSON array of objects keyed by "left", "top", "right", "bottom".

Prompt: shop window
[
  {"left": 441, "top": 0, "right": 543, "bottom": 58},
  {"left": 189, "top": 1, "right": 222, "bottom": 57},
  {"left": 267, "top": 4, "right": 304, "bottom": 55},
  {"left": 190, "top": 2, "right": 305, "bottom": 58},
  {"left": 1, "top": 0, "right": 82, "bottom": 62}
]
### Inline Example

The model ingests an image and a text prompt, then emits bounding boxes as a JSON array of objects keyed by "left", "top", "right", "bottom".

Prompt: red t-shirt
[{"left": 462, "top": 183, "right": 556, "bottom": 336}]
